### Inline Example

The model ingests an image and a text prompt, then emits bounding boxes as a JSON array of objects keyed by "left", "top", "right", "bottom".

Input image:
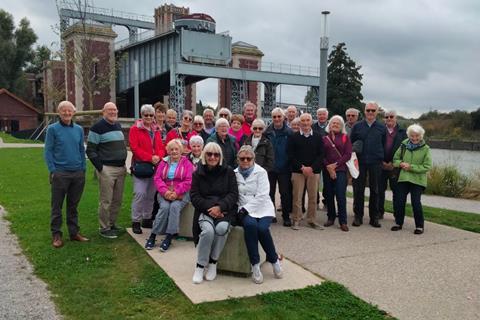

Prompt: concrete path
[
  {"left": 0, "top": 206, "right": 61, "bottom": 320},
  {"left": 347, "top": 186, "right": 479, "bottom": 215},
  {"left": 0, "top": 137, "right": 44, "bottom": 148},
  {"left": 271, "top": 206, "right": 480, "bottom": 320}
]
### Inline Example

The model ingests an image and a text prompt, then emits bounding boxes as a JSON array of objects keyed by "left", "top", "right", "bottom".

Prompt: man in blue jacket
[
  {"left": 44, "top": 101, "right": 89, "bottom": 248},
  {"left": 350, "top": 102, "right": 386, "bottom": 228}
]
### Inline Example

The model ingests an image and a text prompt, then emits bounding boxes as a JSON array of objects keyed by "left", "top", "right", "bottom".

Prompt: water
[{"left": 430, "top": 149, "right": 480, "bottom": 174}]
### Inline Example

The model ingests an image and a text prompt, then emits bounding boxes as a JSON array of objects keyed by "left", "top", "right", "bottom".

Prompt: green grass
[
  {"left": 0, "top": 132, "right": 42, "bottom": 143},
  {"left": 346, "top": 192, "right": 480, "bottom": 233},
  {"left": 0, "top": 148, "right": 391, "bottom": 320}
]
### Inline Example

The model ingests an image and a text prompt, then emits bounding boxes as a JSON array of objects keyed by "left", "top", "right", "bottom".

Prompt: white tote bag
[{"left": 346, "top": 152, "right": 359, "bottom": 179}]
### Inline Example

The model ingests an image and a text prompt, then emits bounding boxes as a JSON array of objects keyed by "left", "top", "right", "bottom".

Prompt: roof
[
  {"left": 0, "top": 88, "right": 42, "bottom": 115},
  {"left": 232, "top": 41, "right": 258, "bottom": 49}
]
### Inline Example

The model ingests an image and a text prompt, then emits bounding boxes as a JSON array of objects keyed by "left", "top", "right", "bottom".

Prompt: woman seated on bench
[
  {"left": 190, "top": 142, "right": 239, "bottom": 284},
  {"left": 145, "top": 139, "right": 193, "bottom": 252},
  {"left": 235, "top": 145, "right": 283, "bottom": 284}
]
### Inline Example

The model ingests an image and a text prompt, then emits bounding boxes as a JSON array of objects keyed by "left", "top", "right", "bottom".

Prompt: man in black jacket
[
  {"left": 288, "top": 113, "right": 324, "bottom": 230},
  {"left": 350, "top": 102, "right": 386, "bottom": 228},
  {"left": 379, "top": 110, "right": 407, "bottom": 219}
]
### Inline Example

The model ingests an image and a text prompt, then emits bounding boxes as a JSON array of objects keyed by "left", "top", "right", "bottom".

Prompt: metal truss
[
  {"left": 262, "top": 82, "right": 278, "bottom": 118},
  {"left": 308, "top": 86, "right": 319, "bottom": 114},
  {"left": 169, "top": 75, "right": 186, "bottom": 117},
  {"left": 231, "top": 80, "right": 248, "bottom": 114}
]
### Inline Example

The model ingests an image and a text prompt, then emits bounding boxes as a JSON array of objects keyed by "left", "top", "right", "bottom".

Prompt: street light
[{"left": 319, "top": 10, "right": 330, "bottom": 109}]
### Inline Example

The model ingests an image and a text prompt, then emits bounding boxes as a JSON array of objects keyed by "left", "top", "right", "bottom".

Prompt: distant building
[{"left": 0, "top": 89, "right": 41, "bottom": 133}]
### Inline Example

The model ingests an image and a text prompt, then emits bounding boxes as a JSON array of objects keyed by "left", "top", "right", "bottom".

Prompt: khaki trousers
[
  {"left": 291, "top": 172, "right": 320, "bottom": 223},
  {"left": 98, "top": 165, "right": 126, "bottom": 231}
]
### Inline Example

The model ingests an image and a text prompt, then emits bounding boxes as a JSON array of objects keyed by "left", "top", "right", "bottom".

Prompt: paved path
[
  {"left": 347, "top": 186, "right": 479, "bottom": 214},
  {"left": 0, "top": 137, "right": 44, "bottom": 148},
  {"left": 0, "top": 206, "right": 61, "bottom": 320},
  {"left": 271, "top": 205, "right": 480, "bottom": 320}
]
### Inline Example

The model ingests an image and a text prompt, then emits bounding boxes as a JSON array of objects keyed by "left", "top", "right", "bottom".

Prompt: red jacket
[
  {"left": 165, "top": 127, "right": 197, "bottom": 152},
  {"left": 242, "top": 121, "right": 252, "bottom": 137},
  {"left": 129, "top": 120, "right": 165, "bottom": 163}
]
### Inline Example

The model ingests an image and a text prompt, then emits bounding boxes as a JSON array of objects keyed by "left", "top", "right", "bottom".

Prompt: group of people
[{"left": 44, "top": 98, "right": 432, "bottom": 285}]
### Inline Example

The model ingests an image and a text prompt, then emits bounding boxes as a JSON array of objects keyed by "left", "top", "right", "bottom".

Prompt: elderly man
[
  {"left": 312, "top": 107, "right": 329, "bottom": 137},
  {"left": 350, "top": 102, "right": 387, "bottom": 228},
  {"left": 203, "top": 108, "right": 216, "bottom": 135},
  {"left": 242, "top": 101, "right": 257, "bottom": 136},
  {"left": 44, "top": 101, "right": 89, "bottom": 248},
  {"left": 379, "top": 110, "right": 407, "bottom": 219},
  {"left": 288, "top": 113, "right": 324, "bottom": 230},
  {"left": 86, "top": 102, "right": 128, "bottom": 238},
  {"left": 265, "top": 107, "right": 293, "bottom": 227},
  {"left": 285, "top": 105, "right": 298, "bottom": 128},
  {"left": 345, "top": 108, "right": 360, "bottom": 136}
]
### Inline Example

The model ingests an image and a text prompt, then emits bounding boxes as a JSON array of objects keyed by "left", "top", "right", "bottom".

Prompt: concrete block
[
  {"left": 217, "top": 226, "right": 266, "bottom": 276},
  {"left": 178, "top": 203, "right": 194, "bottom": 239}
]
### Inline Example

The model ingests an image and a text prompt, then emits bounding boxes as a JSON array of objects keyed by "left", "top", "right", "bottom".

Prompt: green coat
[{"left": 393, "top": 139, "right": 432, "bottom": 188}]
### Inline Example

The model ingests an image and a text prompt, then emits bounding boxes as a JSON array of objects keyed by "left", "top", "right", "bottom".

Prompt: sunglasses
[
  {"left": 346, "top": 114, "right": 356, "bottom": 117},
  {"left": 206, "top": 152, "right": 220, "bottom": 158},
  {"left": 219, "top": 114, "right": 229, "bottom": 117},
  {"left": 365, "top": 109, "right": 377, "bottom": 113},
  {"left": 142, "top": 114, "right": 154, "bottom": 117},
  {"left": 384, "top": 115, "right": 395, "bottom": 119},
  {"left": 239, "top": 157, "right": 253, "bottom": 162},
  {"left": 272, "top": 115, "right": 282, "bottom": 119},
  {"left": 183, "top": 117, "right": 192, "bottom": 121},
  {"left": 193, "top": 122, "right": 203, "bottom": 126},
  {"left": 252, "top": 127, "right": 264, "bottom": 131}
]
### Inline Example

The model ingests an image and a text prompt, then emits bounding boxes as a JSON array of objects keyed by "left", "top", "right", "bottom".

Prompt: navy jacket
[
  {"left": 350, "top": 120, "right": 386, "bottom": 165},
  {"left": 265, "top": 122, "right": 292, "bottom": 173}
]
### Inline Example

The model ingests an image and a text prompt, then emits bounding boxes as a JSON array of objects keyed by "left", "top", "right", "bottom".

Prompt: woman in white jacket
[{"left": 235, "top": 145, "right": 283, "bottom": 284}]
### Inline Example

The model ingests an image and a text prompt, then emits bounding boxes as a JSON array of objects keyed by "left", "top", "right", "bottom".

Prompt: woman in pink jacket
[{"left": 145, "top": 139, "right": 193, "bottom": 252}]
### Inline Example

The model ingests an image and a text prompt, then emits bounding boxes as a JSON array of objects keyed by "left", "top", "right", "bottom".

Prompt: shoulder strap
[{"left": 326, "top": 136, "right": 342, "bottom": 158}]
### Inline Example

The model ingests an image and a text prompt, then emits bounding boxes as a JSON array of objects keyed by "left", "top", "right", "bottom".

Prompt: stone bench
[{"left": 178, "top": 202, "right": 195, "bottom": 239}]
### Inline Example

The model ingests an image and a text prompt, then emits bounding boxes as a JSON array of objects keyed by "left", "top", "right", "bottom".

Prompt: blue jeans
[
  {"left": 323, "top": 170, "right": 348, "bottom": 225},
  {"left": 394, "top": 182, "right": 424, "bottom": 228},
  {"left": 242, "top": 215, "right": 278, "bottom": 265}
]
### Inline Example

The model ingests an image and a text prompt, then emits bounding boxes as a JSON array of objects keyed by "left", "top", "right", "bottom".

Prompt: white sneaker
[
  {"left": 251, "top": 263, "right": 263, "bottom": 284},
  {"left": 205, "top": 263, "right": 217, "bottom": 281},
  {"left": 192, "top": 267, "right": 204, "bottom": 284},
  {"left": 272, "top": 259, "right": 283, "bottom": 279}
]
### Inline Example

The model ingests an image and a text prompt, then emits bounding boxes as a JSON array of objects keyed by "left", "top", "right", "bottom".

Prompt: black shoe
[
  {"left": 283, "top": 220, "right": 292, "bottom": 227},
  {"left": 141, "top": 219, "right": 153, "bottom": 229},
  {"left": 110, "top": 225, "right": 124, "bottom": 233},
  {"left": 99, "top": 229, "right": 118, "bottom": 239},
  {"left": 145, "top": 237, "right": 156, "bottom": 250},
  {"left": 352, "top": 218, "right": 363, "bottom": 227},
  {"left": 391, "top": 225, "right": 402, "bottom": 231},
  {"left": 132, "top": 222, "right": 142, "bottom": 234},
  {"left": 414, "top": 228, "right": 424, "bottom": 235},
  {"left": 272, "top": 217, "right": 278, "bottom": 223},
  {"left": 369, "top": 220, "right": 381, "bottom": 228},
  {"left": 160, "top": 237, "right": 172, "bottom": 252}
]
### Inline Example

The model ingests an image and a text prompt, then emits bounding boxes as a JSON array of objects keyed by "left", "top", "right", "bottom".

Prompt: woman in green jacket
[{"left": 391, "top": 124, "right": 432, "bottom": 234}]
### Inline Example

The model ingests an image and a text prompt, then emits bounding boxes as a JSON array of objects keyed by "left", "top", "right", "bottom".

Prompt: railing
[{"left": 115, "top": 29, "right": 155, "bottom": 50}]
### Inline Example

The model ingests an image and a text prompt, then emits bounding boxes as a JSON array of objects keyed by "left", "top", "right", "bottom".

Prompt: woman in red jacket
[{"left": 129, "top": 104, "right": 165, "bottom": 234}]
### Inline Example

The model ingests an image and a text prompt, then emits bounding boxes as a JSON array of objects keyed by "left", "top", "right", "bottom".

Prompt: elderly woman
[
  {"left": 244, "top": 119, "right": 274, "bottom": 172},
  {"left": 391, "top": 124, "right": 432, "bottom": 234},
  {"left": 129, "top": 104, "right": 166, "bottom": 234},
  {"left": 166, "top": 110, "right": 197, "bottom": 154},
  {"left": 290, "top": 117, "right": 301, "bottom": 133},
  {"left": 153, "top": 101, "right": 171, "bottom": 143},
  {"left": 144, "top": 139, "right": 193, "bottom": 251},
  {"left": 228, "top": 114, "right": 247, "bottom": 151},
  {"left": 192, "top": 115, "right": 210, "bottom": 142},
  {"left": 207, "top": 118, "right": 237, "bottom": 168},
  {"left": 235, "top": 145, "right": 283, "bottom": 284},
  {"left": 322, "top": 115, "right": 352, "bottom": 231},
  {"left": 188, "top": 135, "right": 204, "bottom": 167},
  {"left": 190, "top": 142, "right": 238, "bottom": 284},
  {"left": 217, "top": 107, "right": 232, "bottom": 122}
]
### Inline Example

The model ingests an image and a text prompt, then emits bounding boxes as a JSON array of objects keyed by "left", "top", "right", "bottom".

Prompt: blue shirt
[
  {"left": 44, "top": 121, "right": 86, "bottom": 173},
  {"left": 167, "top": 161, "right": 178, "bottom": 180}
]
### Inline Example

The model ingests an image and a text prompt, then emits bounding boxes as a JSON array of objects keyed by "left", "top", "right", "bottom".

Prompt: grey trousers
[
  {"left": 97, "top": 166, "right": 126, "bottom": 231},
  {"left": 151, "top": 193, "right": 190, "bottom": 235},
  {"left": 196, "top": 214, "right": 230, "bottom": 267},
  {"left": 131, "top": 176, "right": 156, "bottom": 222},
  {"left": 50, "top": 171, "right": 85, "bottom": 237}
]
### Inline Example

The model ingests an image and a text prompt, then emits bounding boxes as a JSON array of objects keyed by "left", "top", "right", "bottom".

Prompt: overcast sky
[{"left": 4, "top": 0, "right": 480, "bottom": 117}]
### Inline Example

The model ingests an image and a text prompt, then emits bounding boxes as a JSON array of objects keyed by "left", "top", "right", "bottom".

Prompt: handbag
[
  {"left": 131, "top": 161, "right": 155, "bottom": 178},
  {"left": 326, "top": 135, "right": 360, "bottom": 179}
]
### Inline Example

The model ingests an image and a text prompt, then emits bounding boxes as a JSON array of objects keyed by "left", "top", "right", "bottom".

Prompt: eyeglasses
[
  {"left": 252, "top": 127, "right": 264, "bottom": 131},
  {"left": 239, "top": 157, "right": 253, "bottom": 162},
  {"left": 272, "top": 115, "right": 282, "bottom": 119},
  {"left": 384, "top": 116, "right": 395, "bottom": 119},
  {"left": 193, "top": 122, "right": 203, "bottom": 126},
  {"left": 142, "top": 114, "right": 154, "bottom": 117},
  {"left": 365, "top": 109, "right": 377, "bottom": 113},
  {"left": 206, "top": 152, "right": 220, "bottom": 158},
  {"left": 219, "top": 113, "right": 229, "bottom": 117},
  {"left": 346, "top": 114, "right": 356, "bottom": 117},
  {"left": 183, "top": 117, "right": 192, "bottom": 121}
]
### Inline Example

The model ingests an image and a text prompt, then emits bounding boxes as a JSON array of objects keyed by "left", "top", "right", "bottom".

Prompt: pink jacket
[{"left": 154, "top": 156, "right": 193, "bottom": 197}]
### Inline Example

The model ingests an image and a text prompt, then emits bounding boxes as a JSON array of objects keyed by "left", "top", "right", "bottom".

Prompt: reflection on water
[{"left": 430, "top": 149, "right": 480, "bottom": 174}]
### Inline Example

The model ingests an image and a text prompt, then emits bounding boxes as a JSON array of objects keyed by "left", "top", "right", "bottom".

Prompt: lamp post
[{"left": 319, "top": 11, "right": 330, "bottom": 109}]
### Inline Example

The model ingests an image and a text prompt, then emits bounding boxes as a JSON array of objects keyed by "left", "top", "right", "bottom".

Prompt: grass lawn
[
  {"left": 0, "top": 132, "right": 42, "bottom": 143},
  {"left": 0, "top": 148, "right": 391, "bottom": 320}
]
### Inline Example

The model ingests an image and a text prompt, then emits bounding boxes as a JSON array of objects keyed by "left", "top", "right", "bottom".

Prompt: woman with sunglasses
[
  {"left": 192, "top": 115, "right": 211, "bottom": 142},
  {"left": 217, "top": 107, "right": 232, "bottom": 122},
  {"left": 166, "top": 110, "right": 197, "bottom": 155},
  {"left": 129, "top": 104, "right": 166, "bottom": 234},
  {"left": 235, "top": 145, "right": 283, "bottom": 284},
  {"left": 243, "top": 119, "right": 274, "bottom": 172},
  {"left": 190, "top": 142, "right": 238, "bottom": 284}
]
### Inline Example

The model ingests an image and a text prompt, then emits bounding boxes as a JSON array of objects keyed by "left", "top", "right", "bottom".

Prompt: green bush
[{"left": 426, "top": 164, "right": 470, "bottom": 197}]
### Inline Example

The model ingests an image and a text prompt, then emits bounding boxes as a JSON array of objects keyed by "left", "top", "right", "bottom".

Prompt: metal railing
[{"left": 115, "top": 29, "right": 155, "bottom": 50}]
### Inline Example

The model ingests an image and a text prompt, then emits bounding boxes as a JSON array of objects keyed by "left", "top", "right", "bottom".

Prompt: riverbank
[{"left": 427, "top": 139, "right": 480, "bottom": 151}]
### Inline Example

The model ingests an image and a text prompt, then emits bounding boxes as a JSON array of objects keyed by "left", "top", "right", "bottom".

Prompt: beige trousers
[
  {"left": 98, "top": 165, "right": 126, "bottom": 231},
  {"left": 291, "top": 172, "right": 320, "bottom": 223}
]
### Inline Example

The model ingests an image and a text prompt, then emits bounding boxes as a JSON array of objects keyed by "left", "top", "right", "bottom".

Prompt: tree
[
  {"left": 326, "top": 42, "right": 364, "bottom": 116},
  {"left": 0, "top": 10, "right": 37, "bottom": 97},
  {"left": 471, "top": 108, "right": 480, "bottom": 131},
  {"left": 25, "top": 45, "right": 52, "bottom": 74},
  {"left": 304, "top": 88, "right": 318, "bottom": 114}
]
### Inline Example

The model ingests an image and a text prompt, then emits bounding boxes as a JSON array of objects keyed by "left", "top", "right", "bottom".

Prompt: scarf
[
  {"left": 238, "top": 165, "right": 254, "bottom": 179},
  {"left": 406, "top": 140, "right": 422, "bottom": 151}
]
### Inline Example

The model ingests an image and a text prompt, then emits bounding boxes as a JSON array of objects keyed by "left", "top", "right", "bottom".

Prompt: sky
[{"left": 3, "top": 0, "right": 480, "bottom": 117}]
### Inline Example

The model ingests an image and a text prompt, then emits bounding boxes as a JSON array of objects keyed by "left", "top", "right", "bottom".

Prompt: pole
[
  {"left": 319, "top": 11, "right": 330, "bottom": 108},
  {"left": 134, "top": 59, "right": 139, "bottom": 119}
]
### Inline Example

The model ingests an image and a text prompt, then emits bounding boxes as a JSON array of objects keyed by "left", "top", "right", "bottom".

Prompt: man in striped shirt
[{"left": 86, "top": 102, "right": 127, "bottom": 238}]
